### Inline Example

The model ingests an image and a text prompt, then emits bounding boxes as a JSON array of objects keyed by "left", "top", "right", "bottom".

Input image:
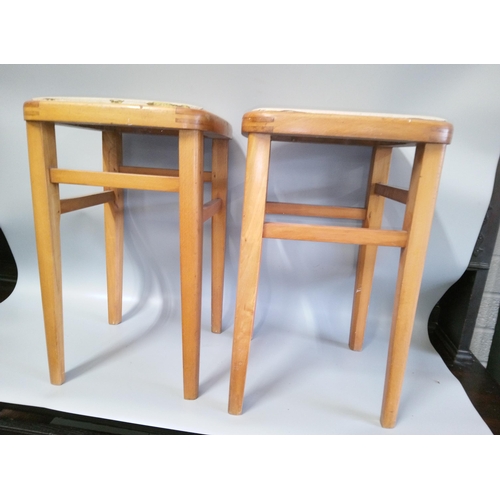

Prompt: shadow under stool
[
  {"left": 229, "top": 108, "right": 452, "bottom": 427},
  {"left": 24, "top": 97, "right": 231, "bottom": 400}
]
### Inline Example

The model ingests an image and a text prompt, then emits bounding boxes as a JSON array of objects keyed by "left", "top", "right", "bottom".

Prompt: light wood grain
[
  {"left": 60, "top": 191, "right": 115, "bottom": 214},
  {"left": 229, "top": 133, "right": 271, "bottom": 415},
  {"left": 26, "top": 98, "right": 231, "bottom": 402},
  {"left": 178, "top": 130, "right": 204, "bottom": 400},
  {"left": 202, "top": 198, "right": 222, "bottom": 223},
  {"left": 265, "top": 202, "right": 366, "bottom": 220},
  {"left": 26, "top": 121, "right": 65, "bottom": 385},
  {"left": 120, "top": 165, "right": 212, "bottom": 183},
  {"left": 103, "top": 131, "right": 124, "bottom": 326},
  {"left": 210, "top": 139, "right": 229, "bottom": 333},
  {"left": 349, "top": 147, "right": 393, "bottom": 351},
  {"left": 242, "top": 109, "right": 453, "bottom": 145},
  {"left": 374, "top": 183, "right": 409, "bottom": 204},
  {"left": 263, "top": 222, "right": 407, "bottom": 247},
  {"left": 24, "top": 98, "right": 232, "bottom": 139},
  {"left": 380, "top": 143, "right": 446, "bottom": 428},
  {"left": 50, "top": 169, "right": 180, "bottom": 192},
  {"left": 230, "top": 108, "right": 451, "bottom": 428}
]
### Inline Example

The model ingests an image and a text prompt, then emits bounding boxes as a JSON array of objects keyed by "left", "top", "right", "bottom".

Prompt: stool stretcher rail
[
  {"left": 120, "top": 165, "right": 213, "bottom": 183},
  {"left": 265, "top": 202, "right": 366, "bottom": 220},
  {"left": 60, "top": 191, "right": 115, "bottom": 214},
  {"left": 374, "top": 183, "right": 409, "bottom": 204},
  {"left": 50, "top": 169, "right": 180, "bottom": 192},
  {"left": 262, "top": 222, "right": 408, "bottom": 247}
]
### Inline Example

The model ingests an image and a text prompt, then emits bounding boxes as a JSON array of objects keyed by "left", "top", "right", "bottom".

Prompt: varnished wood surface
[
  {"left": 210, "top": 139, "right": 229, "bottom": 334},
  {"left": 178, "top": 130, "right": 204, "bottom": 400},
  {"left": 26, "top": 121, "right": 65, "bottom": 385},
  {"left": 263, "top": 222, "right": 408, "bottom": 247},
  {"left": 374, "top": 183, "right": 409, "bottom": 204},
  {"left": 230, "top": 109, "right": 451, "bottom": 427},
  {"left": 24, "top": 98, "right": 232, "bottom": 139},
  {"left": 120, "top": 165, "right": 213, "bottom": 183},
  {"left": 229, "top": 133, "right": 271, "bottom": 415},
  {"left": 202, "top": 199, "right": 222, "bottom": 223},
  {"left": 102, "top": 130, "right": 124, "bottom": 326},
  {"left": 60, "top": 191, "right": 115, "bottom": 214},
  {"left": 50, "top": 169, "right": 181, "bottom": 192},
  {"left": 381, "top": 143, "right": 446, "bottom": 427},
  {"left": 265, "top": 202, "right": 366, "bottom": 220},
  {"left": 25, "top": 97, "right": 230, "bottom": 403},
  {"left": 350, "top": 147, "right": 393, "bottom": 351},
  {"left": 242, "top": 109, "right": 453, "bottom": 145}
]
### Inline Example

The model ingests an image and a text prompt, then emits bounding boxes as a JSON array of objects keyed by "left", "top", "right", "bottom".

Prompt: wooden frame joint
[
  {"left": 203, "top": 198, "right": 222, "bottom": 222},
  {"left": 60, "top": 190, "right": 116, "bottom": 214},
  {"left": 374, "top": 183, "right": 409, "bottom": 204}
]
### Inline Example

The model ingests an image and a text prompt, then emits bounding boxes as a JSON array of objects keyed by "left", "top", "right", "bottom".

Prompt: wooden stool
[
  {"left": 229, "top": 108, "right": 452, "bottom": 427},
  {"left": 24, "top": 97, "right": 231, "bottom": 400}
]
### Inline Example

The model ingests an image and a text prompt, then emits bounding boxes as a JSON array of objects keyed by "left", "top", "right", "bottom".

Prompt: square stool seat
[
  {"left": 229, "top": 107, "right": 452, "bottom": 428},
  {"left": 24, "top": 97, "right": 231, "bottom": 400}
]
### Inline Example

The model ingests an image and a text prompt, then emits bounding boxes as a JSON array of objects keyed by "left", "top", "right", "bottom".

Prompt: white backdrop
[{"left": 1, "top": 65, "right": 499, "bottom": 434}]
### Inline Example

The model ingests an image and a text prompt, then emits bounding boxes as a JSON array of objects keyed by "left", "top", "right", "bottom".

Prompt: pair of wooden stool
[{"left": 24, "top": 98, "right": 452, "bottom": 428}]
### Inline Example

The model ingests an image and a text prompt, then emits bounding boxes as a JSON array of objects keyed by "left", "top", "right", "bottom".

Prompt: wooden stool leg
[
  {"left": 349, "top": 147, "right": 392, "bottom": 350},
  {"left": 179, "top": 130, "right": 204, "bottom": 400},
  {"left": 103, "top": 131, "right": 124, "bottom": 325},
  {"left": 229, "top": 133, "right": 271, "bottom": 415},
  {"left": 381, "top": 143, "right": 446, "bottom": 428},
  {"left": 26, "top": 121, "right": 65, "bottom": 385},
  {"left": 211, "top": 138, "right": 229, "bottom": 334}
]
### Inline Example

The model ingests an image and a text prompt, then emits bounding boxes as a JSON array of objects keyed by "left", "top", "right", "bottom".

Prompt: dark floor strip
[{"left": 0, "top": 403, "right": 197, "bottom": 435}]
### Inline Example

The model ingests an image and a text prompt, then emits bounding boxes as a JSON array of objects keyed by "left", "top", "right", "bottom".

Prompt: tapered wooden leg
[
  {"left": 26, "top": 121, "right": 65, "bottom": 385},
  {"left": 179, "top": 130, "right": 204, "bottom": 400},
  {"left": 229, "top": 133, "right": 271, "bottom": 415},
  {"left": 211, "top": 138, "right": 229, "bottom": 333},
  {"left": 349, "top": 147, "right": 392, "bottom": 350},
  {"left": 103, "top": 131, "right": 124, "bottom": 325},
  {"left": 381, "top": 144, "right": 446, "bottom": 428}
]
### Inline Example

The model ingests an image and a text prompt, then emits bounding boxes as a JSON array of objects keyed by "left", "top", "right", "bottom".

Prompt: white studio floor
[{"left": 0, "top": 280, "right": 491, "bottom": 435}]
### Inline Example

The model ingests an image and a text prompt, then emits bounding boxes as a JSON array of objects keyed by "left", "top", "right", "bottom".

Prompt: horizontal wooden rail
[
  {"left": 60, "top": 190, "right": 115, "bottom": 214},
  {"left": 263, "top": 222, "right": 408, "bottom": 247},
  {"left": 374, "top": 183, "right": 408, "bottom": 204},
  {"left": 203, "top": 198, "right": 222, "bottom": 222},
  {"left": 120, "top": 165, "right": 212, "bottom": 182},
  {"left": 50, "top": 169, "right": 180, "bottom": 192},
  {"left": 266, "top": 202, "right": 366, "bottom": 220}
]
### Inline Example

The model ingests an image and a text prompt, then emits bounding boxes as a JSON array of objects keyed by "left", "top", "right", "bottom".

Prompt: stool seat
[
  {"left": 229, "top": 107, "right": 453, "bottom": 428},
  {"left": 24, "top": 97, "right": 231, "bottom": 138},
  {"left": 24, "top": 96, "right": 231, "bottom": 401},
  {"left": 242, "top": 108, "right": 452, "bottom": 145}
]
